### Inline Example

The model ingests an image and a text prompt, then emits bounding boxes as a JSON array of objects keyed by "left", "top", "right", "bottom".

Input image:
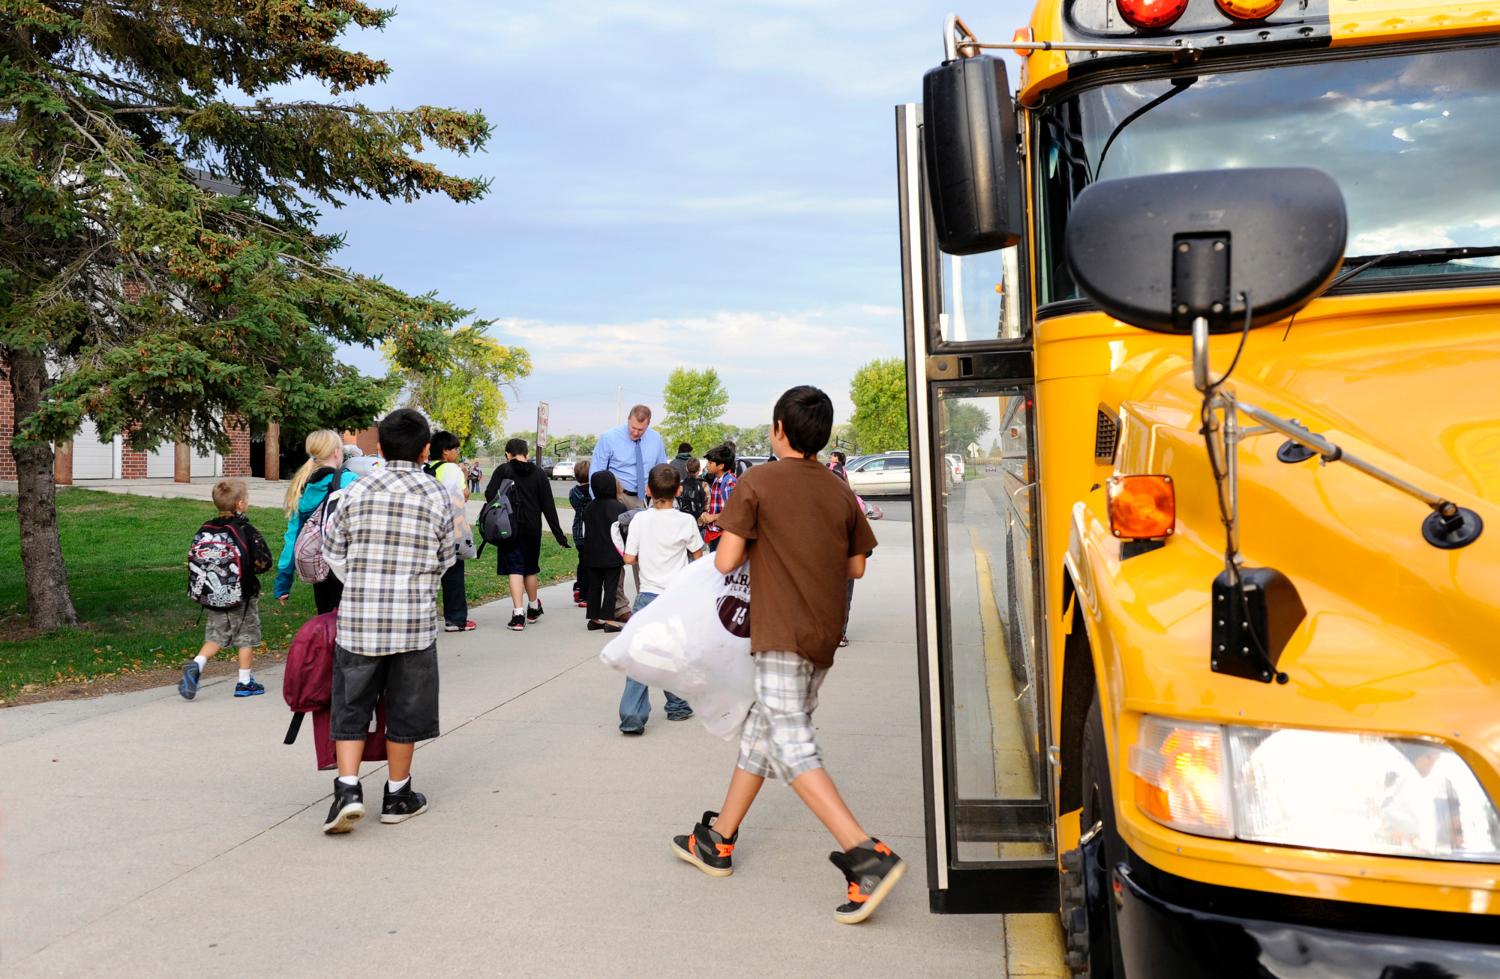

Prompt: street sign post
[{"left": 536, "top": 402, "right": 550, "bottom": 450}]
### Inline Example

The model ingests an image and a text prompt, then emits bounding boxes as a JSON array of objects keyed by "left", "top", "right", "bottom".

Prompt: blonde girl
[{"left": 273, "top": 429, "right": 359, "bottom": 613}]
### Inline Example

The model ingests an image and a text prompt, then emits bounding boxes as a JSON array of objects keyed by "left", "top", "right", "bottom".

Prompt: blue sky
[{"left": 321, "top": 2, "right": 1030, "bottom": 436}]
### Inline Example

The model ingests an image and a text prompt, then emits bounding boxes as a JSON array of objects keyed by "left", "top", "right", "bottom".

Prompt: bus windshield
[{"left": 1035, "top": 44, "right": 1500, "bottom": 306}]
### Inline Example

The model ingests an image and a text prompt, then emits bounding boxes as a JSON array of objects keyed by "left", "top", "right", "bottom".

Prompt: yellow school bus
[{"left": 897, "top": 1, "right": 1500, "bottom": 972}]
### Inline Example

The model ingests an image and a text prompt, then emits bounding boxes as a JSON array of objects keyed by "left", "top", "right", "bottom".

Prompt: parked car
[
  {"left": 845, "top": 451, "right": 911, "bottom": 497},
  {"left": 735, "top": 455, "right": 771, "bottom": 475},
  {"left": 550, "top": 458, "right": 577, "bottom": 480},
  {"left": 944, "top": 453, "right": 965, "bottom": 480}
]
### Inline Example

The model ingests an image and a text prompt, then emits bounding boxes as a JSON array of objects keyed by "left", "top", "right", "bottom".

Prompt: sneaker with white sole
[
  {"left": 671, "top": 810, "right": 737, "bottom": 877},
  {"left": 381, "top": 780, "right": 428, "bottom": 824},
  {"left": 527, "top": 600, "right": 544, "bottom": 622},
  {"left": 508, "top": 611, "right": 525, "bottom": 632},
  {"left": 829, "top": 839, "right": 905, "bottom": 924},
  {"left": 322, "top": 780, "right": 365, "bottom": 835}
]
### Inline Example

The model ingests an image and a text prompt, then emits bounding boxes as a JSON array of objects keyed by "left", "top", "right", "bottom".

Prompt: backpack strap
[{"left": 284, "top": 711, "right": 305, "bottom": 745}]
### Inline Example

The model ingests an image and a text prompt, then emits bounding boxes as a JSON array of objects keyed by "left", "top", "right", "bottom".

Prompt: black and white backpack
[{"left": 187, "top": 522, "right": 247, "bottom": 610}]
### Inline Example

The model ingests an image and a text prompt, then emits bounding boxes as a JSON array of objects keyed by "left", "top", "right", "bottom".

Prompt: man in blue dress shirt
[{"left": 591, "top": 404, "right": 669, "bottom": 616}]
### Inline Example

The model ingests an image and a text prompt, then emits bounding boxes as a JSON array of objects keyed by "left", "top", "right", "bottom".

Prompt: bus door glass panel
[
  {"left": 937, "top": 244, "right": 1025, "bottom": 344},
  {"left": 935, "top": 388, "right": 1047, "bottom": 864}
]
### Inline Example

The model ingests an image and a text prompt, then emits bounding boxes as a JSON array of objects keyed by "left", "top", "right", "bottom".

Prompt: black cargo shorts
[{"left": 330, "top": 642, "right": 439, "bottom": 744}]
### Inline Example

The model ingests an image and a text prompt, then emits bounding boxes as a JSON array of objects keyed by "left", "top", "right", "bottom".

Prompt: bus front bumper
[{"left": 1114, "top": 859, "right": 1500, "bottom": 978}]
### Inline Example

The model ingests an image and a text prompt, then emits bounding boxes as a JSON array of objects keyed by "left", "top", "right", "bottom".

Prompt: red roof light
[{"left": 1116, "top": 0, "right": 1190, "bottom": 30}]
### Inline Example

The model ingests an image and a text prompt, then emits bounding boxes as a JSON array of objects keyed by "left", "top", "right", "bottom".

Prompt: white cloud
[{"left": 485, "top": 304, "right": 906, "bottom": 433}]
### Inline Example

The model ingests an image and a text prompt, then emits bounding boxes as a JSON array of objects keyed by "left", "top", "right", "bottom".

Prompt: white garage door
[
  {"left": 146, "top": 445, "right": 174, "bottom": 478},
  {"left": 72, "top": 422, "right": 116, "bottom": 480},
  {"left": 191, "top": 444, "right": 219, "bottom": 478}
]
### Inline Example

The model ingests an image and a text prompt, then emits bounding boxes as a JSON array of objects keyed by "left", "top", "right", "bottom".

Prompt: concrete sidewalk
[{"left": 0, "top": 524, "right": 1063, "bottom": 977}]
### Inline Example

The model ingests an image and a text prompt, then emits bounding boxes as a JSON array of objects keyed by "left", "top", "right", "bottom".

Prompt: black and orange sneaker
[
  {"left": 829, "top": 839, "right": 906, "bottom": 924},
  {"left": 671, "top": 810, "right": 737, "bottom": 878}
]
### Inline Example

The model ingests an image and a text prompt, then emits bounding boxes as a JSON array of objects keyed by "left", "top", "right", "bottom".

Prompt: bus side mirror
[
  {"left": 1063, "top": 167, "right": 1347, "bottom": 333},
  {"left": 921, "top": 56, "right": 1023, "bottom": 255}
]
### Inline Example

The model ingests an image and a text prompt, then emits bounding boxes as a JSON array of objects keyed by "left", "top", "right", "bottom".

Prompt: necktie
[{"left": 633, "top": 438, "right": 644, "bottom": 496}]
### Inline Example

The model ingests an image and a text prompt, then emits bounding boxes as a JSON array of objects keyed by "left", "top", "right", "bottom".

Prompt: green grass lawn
[{"left": 0, "top": 489, "right": 575, "bottom": 696}]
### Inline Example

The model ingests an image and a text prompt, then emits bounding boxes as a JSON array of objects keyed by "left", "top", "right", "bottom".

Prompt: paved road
[{"left": 0, "top": 522, "right": 1063, "bottom": 976}]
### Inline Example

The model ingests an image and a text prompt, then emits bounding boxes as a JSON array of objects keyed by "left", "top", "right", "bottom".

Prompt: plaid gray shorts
[
  {"left": 736, "top": 650, "right": 828, "bottom": 781},
  {"left": 203, "top": 596, "right": 261, "bottom": 649}
]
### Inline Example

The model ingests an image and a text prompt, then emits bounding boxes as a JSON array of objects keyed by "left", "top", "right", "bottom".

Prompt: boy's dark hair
[
  {"left": 647, "top": 463, "right": 681, "bottom": 501},
  {"left": 677, "top": 442, "right": 693, "bottom": 455},
  {"left": 504, "top": 438, "right": 529, "bottom": 457},
  {"left": 430, "top": 430, "right": 461, "bottom": 458},
  {"left": 573, "top": 459, "right": 590, "bottom": 484},
  {"left": 212, "top": 478, "right": 247, "bottom": 514},
  {"left": 685, "top": 456, "right": 701, "bottom": 475},
  {"left": 773, "top": 385, "right": 834, "bottom": 455},
  {"left": 378, "top": 408, "right": 431, "bottom": 463},
  {"left": 705, "top": 444, "right": 735, "bottom": 470}
]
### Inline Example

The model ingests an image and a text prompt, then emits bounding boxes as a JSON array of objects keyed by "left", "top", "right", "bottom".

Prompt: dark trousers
[
  {"left": 313, "top": 577, "right": 343, "bottom": 615},
  {"left": 574, "top": 548, "right": 589, "bottom": 602},
  {"left": 586, "top": 565, "right": 621, "bottom": 621},
  {"left": 440, "top": 560, "right": 467, "bottom": 627}
]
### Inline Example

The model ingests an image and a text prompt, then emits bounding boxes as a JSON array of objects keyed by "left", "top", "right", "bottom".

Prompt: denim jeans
[{"left": 619, "top": 591, "right": 690, "bottom": 731}]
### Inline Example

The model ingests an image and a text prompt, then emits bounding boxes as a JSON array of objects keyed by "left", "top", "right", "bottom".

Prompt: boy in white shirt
[{"left": 618, "top": 463, "right": 705, "bottom": 734}]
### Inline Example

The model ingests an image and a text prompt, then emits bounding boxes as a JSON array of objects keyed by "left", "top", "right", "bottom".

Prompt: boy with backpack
[
  {"left": 181, "top": 479, "right": 274, "bottom": 700},
  {"left": 670, "top": 386, "right": 902, "bottom": 925},
  {"left": 484, "top": 438, "right": 570, "bottom": 632},
  {"left": 319, "top": 408, "right": 456, "bottom": 835},
  {"left": 569, "top": 460, "right": 592, "bottom": 608},
  {"left": 617, "top": 463, "right": 703, "bottom": 734},
  {"left": 677, "top": 456, "right": 707, "bottom": 522}
]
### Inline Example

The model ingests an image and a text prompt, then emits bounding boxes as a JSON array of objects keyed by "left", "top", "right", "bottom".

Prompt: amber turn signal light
[
  {"left": 1107, "top": 475, "right": 1176, "bottom": 539},
  {"left": 1216, "top": 0, "right": 1283, "bottom": 19}
]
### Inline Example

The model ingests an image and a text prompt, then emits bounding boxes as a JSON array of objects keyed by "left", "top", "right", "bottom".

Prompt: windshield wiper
[{"left": 1330, "top": 245, "right": 1500, "bottom": 289}]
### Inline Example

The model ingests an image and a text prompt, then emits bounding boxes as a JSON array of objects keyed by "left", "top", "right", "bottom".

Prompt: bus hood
[{"left": 1102, "top": 303, "right": 1500, "bottom": 754}]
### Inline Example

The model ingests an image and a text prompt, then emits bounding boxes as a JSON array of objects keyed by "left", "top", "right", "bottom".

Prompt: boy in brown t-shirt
[{"left": 670, "top": 385, "right": 903, "bottom": 924}]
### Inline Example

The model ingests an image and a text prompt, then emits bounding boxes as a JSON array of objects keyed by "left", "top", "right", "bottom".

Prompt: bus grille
[{"left": 1094, "top": 409, "right": 1119, "bottom": 464}]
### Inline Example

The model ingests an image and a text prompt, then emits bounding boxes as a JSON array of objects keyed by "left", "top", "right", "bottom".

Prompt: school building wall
[{"left": 0, "top": 355, "right": 251, "bottom": 483}]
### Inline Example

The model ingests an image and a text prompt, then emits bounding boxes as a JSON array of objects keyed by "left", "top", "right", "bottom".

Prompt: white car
[
  {"left": 944, "top": 453, "right": 965, "bottom": 480},
  {"left": 551, "top": 459, "right": 577, "bottom": 480},
  {"left": 845, "top": 452, "right": 912, "bottom": 497}
]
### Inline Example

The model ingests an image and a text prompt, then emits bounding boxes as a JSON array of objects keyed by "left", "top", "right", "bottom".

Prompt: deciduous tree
[
  {"left": 849, "top": 358, "right": 909, "bottom": 453},
  {"left": 660, "top": 367, "right": 730, "bottom": 451},
  {"left": 0, "top": 1, "right": 490, "bottom": 629},
  {"left": 384, "top": 326, "right": 529, "bottom": 449},
  {"left": 943, "top": 401, "right": 991, "bottom": 455}
]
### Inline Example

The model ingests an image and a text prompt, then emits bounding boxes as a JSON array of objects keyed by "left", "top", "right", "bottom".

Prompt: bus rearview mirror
[
  {"left": 1063, "top": 167, "right": 1348, "bottom": 334},
  {"left": 921, "top": 56, "right": 1023, "bottom": 255}
]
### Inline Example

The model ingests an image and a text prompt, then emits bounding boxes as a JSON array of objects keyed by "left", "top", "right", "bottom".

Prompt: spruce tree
[{"left": 0, "top": 1, "right": 490, "bottom": 629}]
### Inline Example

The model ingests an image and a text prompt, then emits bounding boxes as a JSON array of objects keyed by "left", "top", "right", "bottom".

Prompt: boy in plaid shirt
[
  {"left": 320, "top": 408, "right": 456, "bottom": 835},
  {"left": 671, "top": 386, "right": 903, "bottom": 924}
]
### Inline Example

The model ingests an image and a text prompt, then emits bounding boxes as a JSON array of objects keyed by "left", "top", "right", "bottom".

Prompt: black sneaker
[
  {"left": 829, "top": 839, "right": 906, "bottom": 924},
  {"left": 508, "top": 611, "right": 525, "bottom": 632},
  {"left": 381, "top": 780, "right": 428, "bottom": 824},
  {"left": 671, "top": 810, "right": 737, "bottom": 878},
  {"left": 527, "top": 600, "right": 544, "bottom": 622},
  {"left": 322, "top": 780, "right": 365, "bottom": 835}
]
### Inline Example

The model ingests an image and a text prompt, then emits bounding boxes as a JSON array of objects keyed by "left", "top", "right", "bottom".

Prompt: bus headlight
[{"left": 1130, "top": 716, "right": 1500, "bottom": 861}]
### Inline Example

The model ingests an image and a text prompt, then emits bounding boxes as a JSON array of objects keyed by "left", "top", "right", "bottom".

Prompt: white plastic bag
[{"left": 600, "top": 557, "right": 754, "bottom": 740}]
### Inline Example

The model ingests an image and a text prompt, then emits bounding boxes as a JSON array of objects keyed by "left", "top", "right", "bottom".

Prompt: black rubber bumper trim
[{"left": 1114, "top": 850, "right": 1500, "bottom": 977}]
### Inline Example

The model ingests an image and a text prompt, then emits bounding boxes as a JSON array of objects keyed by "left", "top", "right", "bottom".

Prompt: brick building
[{"left": 0, "top": 355, "right": 251, "bottom": 483}]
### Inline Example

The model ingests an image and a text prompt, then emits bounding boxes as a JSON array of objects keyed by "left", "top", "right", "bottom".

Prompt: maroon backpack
[
  {"left": 282, "top": 611, "right": 338, "bottom": 744},
  {"left": 281, "top": 611, "right": 388, "bottom": 769}
]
